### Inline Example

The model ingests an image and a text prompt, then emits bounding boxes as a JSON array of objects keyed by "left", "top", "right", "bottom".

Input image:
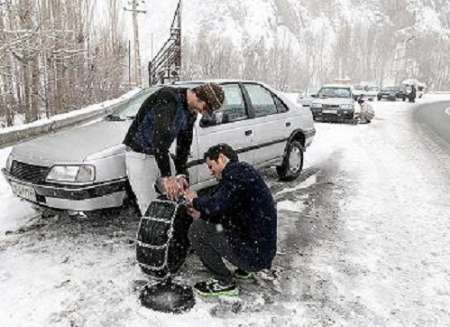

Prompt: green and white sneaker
[
  {"left": 234, "top": 269, "right": 256, "bottom": 280},
  {"left": 194, "top": 278, "right": 239, "bottom": 297}
]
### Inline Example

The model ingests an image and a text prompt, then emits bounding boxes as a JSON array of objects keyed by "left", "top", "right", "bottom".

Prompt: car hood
[
  {"left": 10, "top": 120, "right": 132, "bottom": 166},
  {"left": 312, "top": 98, "right": 353, "bottom": 106}
]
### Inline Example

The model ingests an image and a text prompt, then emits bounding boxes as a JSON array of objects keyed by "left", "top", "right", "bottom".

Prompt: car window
[
  {"left": 221, "top": 84, "right": 248, "bottom": 122},
  {"left": 200, "top": 84, "right": 247, "bottom": 127},
  {"left": 318, "top": 87, "right": 351, "bottom": 98},
  {"left": 273, "top": 95, "right": 288, "bottom": 113},
  {"left": 244, "top": 84, "right": 277, "bottom": 117}
]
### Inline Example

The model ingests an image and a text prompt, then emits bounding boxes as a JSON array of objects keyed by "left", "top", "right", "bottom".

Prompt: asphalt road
[{"left": 414, "top": 100, "right": 450, "bottom": 146}]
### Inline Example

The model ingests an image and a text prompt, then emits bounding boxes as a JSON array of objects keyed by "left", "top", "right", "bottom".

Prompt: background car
[
  {"left": 377, "top": 86, "right": 406, "bottom": 101},
  {"left": 310, "top": 84, "right": 362, "bottom": 123},
  {"left": 365, "top": 86, "right": 380, "bottom": 101},
  {"left": 2, "top": 80, "right": 316, "bottom": 216},
  {"left": 297, "top": 88, "right": 319, "bottom": 109}
]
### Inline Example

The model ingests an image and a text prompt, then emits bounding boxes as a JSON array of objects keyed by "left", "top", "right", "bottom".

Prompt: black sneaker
[
  {"left": 194, "top": 278, "right": 238, "bottom": 297},
  {"left": 234, "top": 269, "right": 255, "bottom": 280}
]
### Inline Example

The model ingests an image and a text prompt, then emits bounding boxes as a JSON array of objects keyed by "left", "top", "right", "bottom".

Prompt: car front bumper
[
  {"left": 379, "top": 94, "right": 397, "bottom": 100},
  {"left": 1, "top": 168, "right": 127, "bottom": 211},
  {"left": 311, "top": 109, "right": 355, "bottom": 121}
]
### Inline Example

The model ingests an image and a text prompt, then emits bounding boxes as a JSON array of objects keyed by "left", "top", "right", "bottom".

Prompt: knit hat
[{"left": 192, "top": 83, "right": 225, "bottom": 112}]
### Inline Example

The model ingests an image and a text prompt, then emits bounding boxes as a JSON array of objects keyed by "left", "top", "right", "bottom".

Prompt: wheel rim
[{"left": 288, "top": 147, "right": 302, "bottom": 174}]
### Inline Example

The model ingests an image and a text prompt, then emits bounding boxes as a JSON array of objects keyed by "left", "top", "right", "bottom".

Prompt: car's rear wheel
[{"left": 276, "top": 141, "right": 304, "bottom": 181}]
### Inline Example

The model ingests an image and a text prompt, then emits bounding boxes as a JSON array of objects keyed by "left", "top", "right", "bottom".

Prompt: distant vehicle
[
  {"left": 402, "top": 79, "right": 426, "bottom": 100},
  {"left": 310, "top": 84, "right": 373, "bottom": 123},
  {"left": 365, "top": 86, "right": 380, "bottom": 101},
  {"left": 377, "top": 86, "right": 406, "bottom": 101},
  {"left": 297, "top": 88, "right": 319, "bottom": 108},
  {"left": 352, "top": 84, "right": 365, "bottom": 98},
  {"left": 353, "top": 83, "right": 379, "bottom": 101},
  {"left": 2, "top": 79, "right": 316, "bottom": 216}
]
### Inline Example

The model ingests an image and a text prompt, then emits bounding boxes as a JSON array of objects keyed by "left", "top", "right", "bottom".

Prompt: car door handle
[
  {"left": 285, "top": 122, "right": 291, "bottom": 127},
  {"left": 245, "top": 130, "right": 252, "bottom": 136}
]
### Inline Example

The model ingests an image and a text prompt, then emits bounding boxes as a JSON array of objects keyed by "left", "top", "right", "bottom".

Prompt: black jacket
[
  {"left": 193, "top": 161, "right": 277, "bottom": 269},
  {"left": 123, "top": 87, "right": 197, "bottom": 177}
]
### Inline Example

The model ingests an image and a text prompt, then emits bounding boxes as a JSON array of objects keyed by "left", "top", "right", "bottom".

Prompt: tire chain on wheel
[{"left": 136, "top": 199, "right": 192, "bottom": 279}]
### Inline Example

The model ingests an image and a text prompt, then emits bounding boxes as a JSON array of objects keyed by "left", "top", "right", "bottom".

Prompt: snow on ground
[
  {"left": 1, "top": 96, "right": 450, "bottom": 326},
  {"left": 0, "top": 147, "right": 37, "bottom": 233}
]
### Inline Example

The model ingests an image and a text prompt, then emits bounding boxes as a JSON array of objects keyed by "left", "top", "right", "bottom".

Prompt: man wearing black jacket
[
  {"left": 184, "top": 144, "right": 278, "bottom": 297},
  {"left": 123, "top": 83, "right": 224, "bottom": 214}
]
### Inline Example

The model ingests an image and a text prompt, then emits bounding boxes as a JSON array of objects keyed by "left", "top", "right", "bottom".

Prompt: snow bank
[{"left": 0, "top": 88, "right": 141, "bottom": 135}]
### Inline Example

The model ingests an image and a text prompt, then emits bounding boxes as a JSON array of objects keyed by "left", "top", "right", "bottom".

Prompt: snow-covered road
[{"left": 0, "top": 98, "right": 449, "bottom": 326}]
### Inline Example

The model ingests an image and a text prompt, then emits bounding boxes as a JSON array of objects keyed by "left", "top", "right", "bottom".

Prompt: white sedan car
[
  {"left": 310, "top": 84, "right": 374, "bottom": 123},
  {"left": 2, "top": 80, "right": 316, "bottom": 215}
]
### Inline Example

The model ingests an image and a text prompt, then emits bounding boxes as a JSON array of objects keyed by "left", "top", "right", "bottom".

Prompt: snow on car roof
[
  {"left": 174, "top": 79, "right": 262, "bottom": 84},
  {"left": 321, "top": 84, "right": 353, "bottom": 89}
]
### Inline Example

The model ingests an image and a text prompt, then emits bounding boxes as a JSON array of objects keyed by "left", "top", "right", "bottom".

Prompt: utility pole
[{"left": 124, "top": 0, "right": 146, "bottom": 86}]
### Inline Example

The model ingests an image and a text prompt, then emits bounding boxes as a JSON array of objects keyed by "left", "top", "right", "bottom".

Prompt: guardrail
[{"left": 0, "top": 88, "right": 142, "bottom": 148}]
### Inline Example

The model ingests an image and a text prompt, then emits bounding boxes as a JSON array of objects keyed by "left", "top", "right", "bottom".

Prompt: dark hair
[
  {"left": 192, "top": 83, "right": 225, "bottom": 112},
  {"left": 203, "top": 143, "right": 238, "bottom": 162}
]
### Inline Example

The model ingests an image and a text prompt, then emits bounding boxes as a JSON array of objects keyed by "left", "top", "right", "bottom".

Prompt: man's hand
[
  {"left": 162, "top": 176, "right": 184, "bottom": 201},
  {"left": 183, "top": 189, "right": 198, "bottom": 205},
  {"left": 176, "top": 175, "right": 189, "bottom": 191},
  {"left": 186, "top": 206, "right": 201, "bottom": 219}
]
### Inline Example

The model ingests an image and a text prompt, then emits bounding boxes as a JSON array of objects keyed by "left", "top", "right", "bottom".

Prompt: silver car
[
  {"left": 2, "top": 80, "right": 316, "bottom": 214},
  {"left": 310, "top": 84, "right": 362, "bottom": 123}
]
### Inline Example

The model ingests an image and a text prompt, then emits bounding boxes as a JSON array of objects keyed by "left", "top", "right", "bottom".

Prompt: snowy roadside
[
  {"left": 0, "top": 88, "right": 142, "bottom": 148},
  {"left": 0, "top": 88, "right": 142, "bottom": 136},
  {"left": 0, "top": 147, "right": 37, "bottom": 233}
]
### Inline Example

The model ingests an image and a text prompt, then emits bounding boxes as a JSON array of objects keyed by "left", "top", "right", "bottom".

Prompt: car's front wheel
[{"left": 276, "top": 141, "right": 304, "bottom": 181}]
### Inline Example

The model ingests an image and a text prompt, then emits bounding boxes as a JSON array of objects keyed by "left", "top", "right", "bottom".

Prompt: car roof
[
  {"left": 169, "top": 79, "right": 281, "bottom": 95},
  {"left": 321, "top": 84, "right": 352, "bottom": 89},
  {"left": 173, "top": 79, "right": 264, "bottom": 85}
]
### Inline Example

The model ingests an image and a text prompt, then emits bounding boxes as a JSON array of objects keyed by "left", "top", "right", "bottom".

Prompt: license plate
[
  {"left": 10, "top": 182, "right": 36, "bottom": 202},
  {"left": 322, "top": 109, "right": 338, "bottom": 114}
]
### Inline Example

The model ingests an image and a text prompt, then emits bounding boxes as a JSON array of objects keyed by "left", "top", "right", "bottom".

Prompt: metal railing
[{"left": 148, "top": 0, "right": 182, "bottom": 86}]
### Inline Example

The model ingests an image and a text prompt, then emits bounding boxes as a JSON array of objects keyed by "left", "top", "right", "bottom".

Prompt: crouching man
[{"left": 184, "top": 144, "right": 277, "bottom": 297}]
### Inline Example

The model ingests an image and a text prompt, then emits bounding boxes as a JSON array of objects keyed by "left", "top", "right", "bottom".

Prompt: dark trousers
[{"left": 188, "top": 219, "right": 256, "bottom": 283}]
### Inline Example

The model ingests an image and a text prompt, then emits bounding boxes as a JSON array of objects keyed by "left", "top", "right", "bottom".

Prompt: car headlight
[
  {"left": 311, "top": 103, "right": 322, "bottom": 108},
  {"left": 46, "top": 165, "right": 95, "bottom": 183},
  {"left": 5, "top": 154, "right": 13, "bottom": 171},
  {"left": 340, "top": 104, "right": 353, "bottom": 110}
]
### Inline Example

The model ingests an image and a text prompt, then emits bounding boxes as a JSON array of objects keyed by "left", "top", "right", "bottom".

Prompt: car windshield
[
  {"left": 105, "top": 88, "right": 159, "bottom": 121},
  {"left": 318, "top": 87, "right": 351, "bottom": 98},
  {"left": 382, "top": 87, "right": 398, "bottom": 91},
  {"left": 368, "top": 86, "right": 378, "bottom": 91}
]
